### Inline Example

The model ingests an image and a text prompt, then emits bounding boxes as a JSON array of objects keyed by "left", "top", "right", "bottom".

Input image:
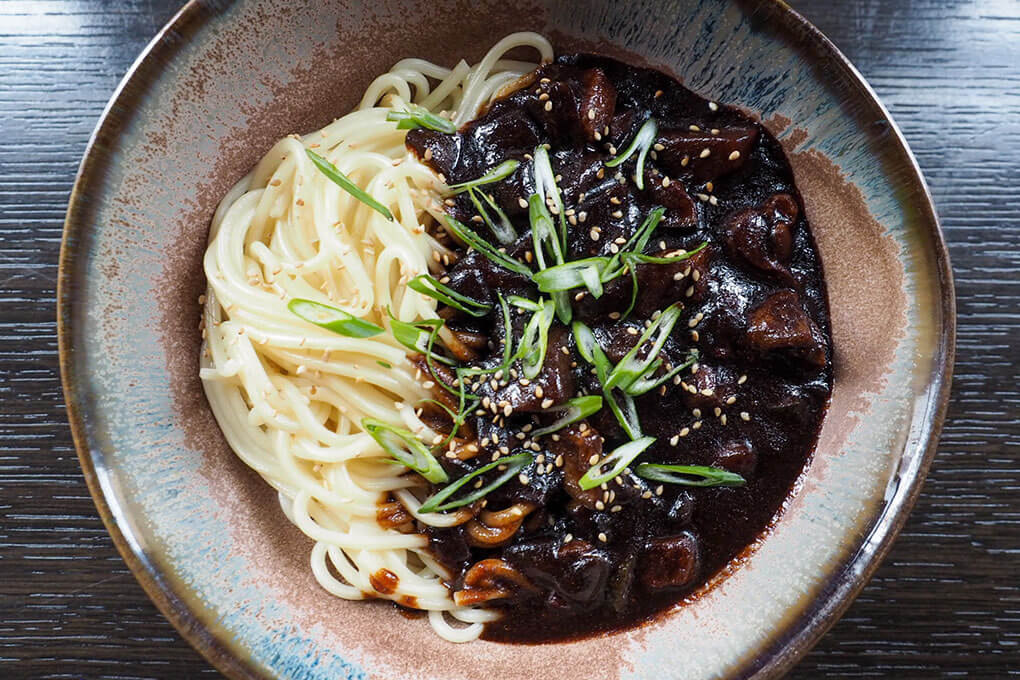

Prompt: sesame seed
[
  {"left": 681, "top": 155, "right": 690, "bottom": 167},
  {"left": 662, "top": 176, "right": 671, "bottom": 187},
  {"left": 589, "top": 454, "right": 601, "bottom": 465},
  {"left": 535, "top": 385, "right": 544, "bottom": 398},
  {"left": 423, "top": 148, "right": 433, "bottom": 161},
  {"left": 544, "top": 101, "right": 553, "bottom": 111},
  {"left": 714, "top": 407, "right": 722, "bottom": 417},
  {"left": 700, "top": 148, "right": 711, "bottom": 158},
  {"left": 588, "top": 109, "right": 596, "bottom": 120},
  {"left": 729, "top": 150, "right": 741, "bottom": 161},
  {"left": 685, "top": 286, "right": 695, "bottom": 297},
  {"left": 518, "top": 197, "right": 528, "bottom": 209},
  {"left": 738, "top": 374, "right": 748, "bottom": 384},
  {"left": 611, "top": 210, "right": 623, "bottom": 218},
  {"left": 609, "top": 311, "right": 621, "bottom": 320},
  {"left": 539, "top": 92, "right": 549, "bottom": 101},
  {"left": 564, "top": 533, "right": 573, "bottom": 543},
  {"left": 595, "top": 500, "right": 605, "bottom": 510},
  {"left": 626, "top": 327, "right": 639, "bottom": 336},
  {"left": 598, "top": 532, "right": 608, "bottom": 542},
  {"left": 692, "top": 269, "right": 701, "bottom": 282},
  {"left": 709, "top": 195, "right": 718, "bottom": 206},
  {"left": 741, "top": 411, "right": 751, "bottom": 421},
  {"left": 518, "top": 473, "right": 530, "bottom": 485},
  {"left": 689, "top": 124, "right": 701, "bottom": 132},
  {"left": 680, "top": 427, "right": 690, "bottom": 437},
  {"left": 641, "top": 490, "right": 653, "bottom": 499},
  {"left": 721, "top": 414, "right": 728, "bottom": 425},
  {"left": 673, "top": 271, "right": 684, "bottom": 281},
  {"left": 611, "top": 505, "right": 623, "bottom": 513},
  {"left": 654, "top": 89, "right": 664, "bottom": 98},
  {"left": 670, "top": 435, "right": 680, "bottom": 446},
  {"left": 692, "top": 408, "right": 702, "bottom": 418},
  {"left": 711, "top": 128, "right": 720, "bottom": 135},
  {"left": 726, "top": 396, "right": 737, "bottom": 405},
  {"left": 693, "top": 420, "right": 703, "bottom": 430},
  {"left": 655, "top": 486, "right": 664, "bottom": 496},
  {"left": 555, "top": 454, "right": 564, "bottom": 467},
  {"left": 709, "top": 101, "right": 719, "bottom": 111},
  {"left": 696, "top": 193, "right": 710, "bottom": 202},
  {"left": 578, "top": 211, "right": 588, "bottom": 223},
  {"left": 590, "top": 228, "right": 600, "bottom": 241},
  {"left": 541, "top": 398, "right": 554, "bottom": 409},
  {"left": 594, "top": 131, "right": 602, "bottom": 141},
  {"left": 503, "top": 404, "right": 513, "bottom": 417}
]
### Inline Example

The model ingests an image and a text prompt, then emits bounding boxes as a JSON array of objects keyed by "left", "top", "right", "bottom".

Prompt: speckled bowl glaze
[{"left": 58, "top": 1, "right": 954, "bottom": 678}]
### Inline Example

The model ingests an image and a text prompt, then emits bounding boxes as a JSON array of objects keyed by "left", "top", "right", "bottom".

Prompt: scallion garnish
[
  {"left": 635, "top": 463, "right": 747, "bottom": 487},
  {"left": 288, "top": 298, "right": 384, "bottom": 338},
  {"left": 517, "top": 299, "right": 555, "bottom": 380},
  {"left": 388, "top": 315, "right": 456, "bottom": 366},
  {"left": 468, "top": 187, "right": 517, "bottom": 245},
  {"left": 603, "top": 118, "right": 657, "bottom": 189},
  {"left": 605, "top": 303, "right": 685, "bottom": 396},
  {"left": 376, "top": 360, "right": 392, "bottom": 369},
  {"left": 532, "top": 257, "right": 612, "bottom": 297},
  {"left": 527, "top": 193, "right": 565, "bottom": 268},
  {"left": 508, "top": 295, "right": 543, "bottom": 312},
  {"left": 578, "top": 436, "right": 655, "bottom": 490},
  {"left": 418, "top": 452, "right": 531, "bottom": 513},
  {"left": 408, "top": 274, "right": 491, "bottom": 318},
  {"left": 532, "top": 146, "right": 568, "bottom": 253},
  {"left": 362, "top": 418, "right": 448, "bottom": 483},
  {"left": 447, "top": 159, "right": 520, "bottom": 194},
  {"left": 386, "top": 104, "right": 458, "bottom": 134},
  {"left": 572, "top": 320, "right": 644, "bottom": 439},
  {"left": 625, "top": 348, "right": 699, "bottom": 396},
  {"left": 305, "top": 149, "right": 394, "bottom": 221},
  {"left": 532, "top": 396, "right": 603, "bottom": 437},
  {"left": 443, "top": 216, "right": 532, "bottom": 276},
  {"left": 605, "top": 207, "right": 666, "bottom": 274}
]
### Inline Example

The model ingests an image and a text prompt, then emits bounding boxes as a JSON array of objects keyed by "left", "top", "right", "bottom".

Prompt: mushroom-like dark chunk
[
  {"left": 549, "top": 425, "right": 604, "bottom": 510},
  {"left": 578, "top": 68, "right": 616, "bottom": 142},
  {"left": 723, "top": 193, "right": 800, "bottom": 283},
  {"left": 644, "top": 166, "right": 698, "bottom": 230},
  {"left": 655, "top": 125, "right": 759, "bottom": 183},
  {"left": 713, "top": 439, "right": 757, "bottom": 478},
  {"left": 638, "top": 533, "right": 701, "bottom": 590},
  {"left": 746, "top": 289, "right": 827, "bottom": 369},
  {"left": 504, "top": 537, "right": 612, "bottom": 606},
  {"left": 489, "top": 326, "right": 574, "bottom": 412},
  {"left": 680, "top": 362, "right": 737, "bottom": 411}
]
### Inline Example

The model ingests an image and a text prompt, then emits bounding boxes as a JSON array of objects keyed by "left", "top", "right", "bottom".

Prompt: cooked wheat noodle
[{"left": 200, "top": 32, "right": 553, "bottom": 643}]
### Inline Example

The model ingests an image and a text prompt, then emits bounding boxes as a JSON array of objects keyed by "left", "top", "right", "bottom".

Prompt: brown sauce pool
[{"left": 404, "top": 54, "right": 832, "bottom": 642}]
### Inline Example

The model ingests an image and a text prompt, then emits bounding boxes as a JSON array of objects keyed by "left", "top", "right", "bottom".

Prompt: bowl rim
[{"left": 57, "top": 1, "right": 956, "bottom": 678}]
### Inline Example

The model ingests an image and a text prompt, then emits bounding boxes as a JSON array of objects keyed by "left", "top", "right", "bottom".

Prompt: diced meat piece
[
  {"left": 639, "top": 533, "right": 701, "bottom": 590},
  {"left": 549, "top": 425, "right": 604, "bottom": 510},
  {"left": 655, "top": 125, "right": 759, "bottom": 183},
  {"left": 746, "top": 290, "right": 827, "bottom": 368},
  {"left": 527, "top": 79, "right": 579, "bottom": 143},
  {"left": 504, "top": 538, "right": 612, "bottom": 605},
  {"left": 713, "top": 439, "right": 757, "bottom": 477},
  {"left": 443, "top": 249, "right": 532, "bottom": 305},
  {"left": 722, "top": 193, "right": 800, "bottom": 283},
  {"left": 680, "top": 363, "right": 736, "bottom": 410},
  {"left": 406, "top": 127, "right": 462, "bottom": 174},
  {"left": 490, "top": 326, "right": 575, "bottom": 412},
  {"left": 578, "top": 68, "right": 616, "bottom": 141},
  {"left": 643, "top": 166, "right": 698, "bottom": 229}
]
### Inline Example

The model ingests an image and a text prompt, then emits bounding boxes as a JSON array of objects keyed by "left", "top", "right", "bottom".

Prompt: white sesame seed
[
  {"left": 598, "top": 532, "right": 608, "bottom": 542},
  {"left": 544, "top": 101, "right": 553, "bottom": 111},
  {"left": 700, "top": 148, "right": 711, "bottom": 158},
  {"left": 741, "top": 411, "right": 751, "bottom": 421},
  {"left": 595, "top": 500, "right": 605, "bottom": 510},
  {"left": 670, "top": 435, "right": 680, "bottom": 446},
  {"left": 729, "top": 150, "right": 741, "bottom": 161},
  {"left": 680, "top": 427, "right": 690, "bottom": 437},
  {"left": 709, "top": 101, "right": 719, "bottom": 111},
  {"left": 541, "top": 398, "right": 554, "bottom": 409}
]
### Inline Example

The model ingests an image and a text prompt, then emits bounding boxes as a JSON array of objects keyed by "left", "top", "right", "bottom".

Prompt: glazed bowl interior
[{"left": 59, "top": 1, "right": 953, "bottom": 679}]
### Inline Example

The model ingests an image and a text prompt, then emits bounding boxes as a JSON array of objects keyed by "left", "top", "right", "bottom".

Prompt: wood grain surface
[{"left": 1, "top": 0, "right": 1016, "bottom": 677}]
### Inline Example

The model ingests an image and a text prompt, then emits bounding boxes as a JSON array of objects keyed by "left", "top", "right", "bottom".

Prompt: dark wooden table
[{"left": 2, "top": 1, "right": 1017, "bottom": 678}]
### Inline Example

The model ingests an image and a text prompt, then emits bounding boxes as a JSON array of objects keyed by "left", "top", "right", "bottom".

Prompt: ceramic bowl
[{"left": 59, "top": 0, "right": 954, "bottom": 678}]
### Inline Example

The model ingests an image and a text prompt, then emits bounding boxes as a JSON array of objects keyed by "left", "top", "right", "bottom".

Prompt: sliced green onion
[
  {"left": 532, "top": 257, "right": 611, "bottom": 296},
  {"left": 572, "top": 321, "right": 643, "bottom": 439},
  {"left": 443, "top": 216, "right": 532, "bottom": 276},
  {"left": 468, "top": 187, "right": 517, "bottom": 245},
  {"left": 603, "top": 118, "right": 658, "bottom": 189},
  {"left": 605, "top": 207, "right": 667, "bottom": 275},
  {"left": 604, "top": 387, "right": 643, "bottom": 439},
  {"left": 388, "top": 315, "right": 456, "bottom": 366},
  {"left": 288, "top": 298, "right": 384, "bottom": 338},
  {"left": 623, "top": 241, "right": 707, "bottom": 266},
  {"left": 508, "top": 295, "right": 542, "bottom": 312},
  {"left": 552, "top": 291, "right": 573, "bottom": 325},
  {"left": 408, "top": 274, "right": 491, "bottom": 318},
  {"left": 532, "top": 396, "right": 603, "bottom": 437},
  {"left": 578, "top": 436, "right": 655, "bottom": 490},
  {"left": 362, "top": 418, "right": 448, "bottom": 483},
  {"left": 606, "top": 303, "right": 685, "bottom": 394},
  {"left": 306, "top": 149, "right": 394, "bottom": 221},
  {"left": 625, "top": 348, "right": 699, "bottom": 396},
  {"left": 376, "top": 360, "right": 392, "bottom": 369},
  {"left": 386, "top": 104, "right": 457, "bottom": 134},
  {"left": 448, "top": 159, "right": 520, "bottom": 194},
  {"left": 527, "top": 193, "right": 564, "bottom": 269},
  {"left": 517, "top": 299, "right": 555, "bottom": 380},
  {"left": 635, "top": 463, "right": 747, "bottom": 487},
  {"left": 532, "top": 146, "right": 568, "bottom": 253},
  {"left": 418, "top": 452, "right": 531, "bottom": 513}
]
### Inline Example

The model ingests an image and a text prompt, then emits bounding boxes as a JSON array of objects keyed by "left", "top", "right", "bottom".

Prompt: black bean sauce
[{"left": 405, "top": 54, "right": 832, "bottom": 642}]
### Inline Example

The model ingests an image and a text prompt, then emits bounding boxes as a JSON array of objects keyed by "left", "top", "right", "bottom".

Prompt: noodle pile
[{"left": 200, "top": 33, "right": 553, "bottom": 642}]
